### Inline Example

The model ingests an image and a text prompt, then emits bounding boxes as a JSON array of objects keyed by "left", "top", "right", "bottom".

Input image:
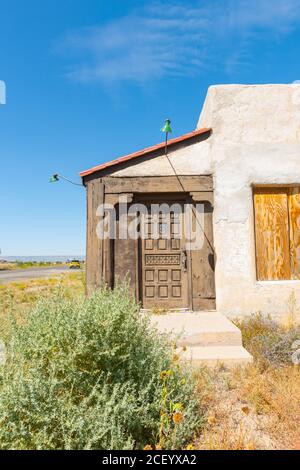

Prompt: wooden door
[{"left": 141, "top": 202, "right": 189, "bottom": 309}]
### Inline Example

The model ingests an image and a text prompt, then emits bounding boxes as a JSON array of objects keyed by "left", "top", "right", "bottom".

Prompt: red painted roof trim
[{"left": 80, "top": 128, "right": 211, "bottom": 178}]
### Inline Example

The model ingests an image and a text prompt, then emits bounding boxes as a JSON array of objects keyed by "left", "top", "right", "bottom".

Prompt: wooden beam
[
  {"left": 103, "top": 176, "right": 213, "bottom": 194},
  {"left": 86, "top": 178, "right": 104, "bottom": 294}
]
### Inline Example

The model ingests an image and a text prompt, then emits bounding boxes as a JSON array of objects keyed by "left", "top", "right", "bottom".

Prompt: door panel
[
  {"left": 191, "top": 201, "right": 216, "bottom": 310},
  {"left": 141, "top": 203, "right": 189, "bottom": 309}
]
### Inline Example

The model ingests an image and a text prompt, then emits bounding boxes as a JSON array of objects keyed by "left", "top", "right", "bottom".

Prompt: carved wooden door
[{"left": 141, "top": 203, "right": 189, "bottom": 309}]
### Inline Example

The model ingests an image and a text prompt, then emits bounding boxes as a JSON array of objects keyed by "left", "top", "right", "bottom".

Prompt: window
[{"left": 253, "top": 187, "right": 300, "bottom": 281}]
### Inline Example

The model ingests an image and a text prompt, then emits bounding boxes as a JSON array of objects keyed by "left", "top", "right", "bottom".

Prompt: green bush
[
  {"left": 0, "top": 284, "right": 201, "bottom": 450},
  {"left": 235, "top": 313, "right": 300, "bottom": 367}
]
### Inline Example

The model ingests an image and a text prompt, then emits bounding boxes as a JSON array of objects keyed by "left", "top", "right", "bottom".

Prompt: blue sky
[{"left": 1, "top": 0, "right": 300, "bottom": 256}]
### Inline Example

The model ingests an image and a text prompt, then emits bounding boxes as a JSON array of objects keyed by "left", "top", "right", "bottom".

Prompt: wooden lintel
[{"left": 103, "top": 176, "right": 213, "bottom": 194}]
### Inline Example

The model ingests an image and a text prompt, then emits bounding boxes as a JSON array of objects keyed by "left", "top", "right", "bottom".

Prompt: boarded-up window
[{"left": 253, "top": 187, "right": 300, "bottom": 281}]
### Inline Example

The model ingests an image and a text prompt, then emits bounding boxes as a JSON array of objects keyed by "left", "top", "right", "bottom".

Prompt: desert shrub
[
  {"left": 0, "top": 284, "right": 201, "bottom": 450},
  {"left": 234, "top": 313, "right": 300, "bottom": 367},
  {"left": 0, "top": 273, "right": 85, "bottom": 341}
]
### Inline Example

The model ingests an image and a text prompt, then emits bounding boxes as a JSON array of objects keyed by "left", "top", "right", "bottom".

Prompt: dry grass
[
  {"left": 194, "top": 366, "right": 272, "bottom": 450},
  {"left": 0, "top": 262, "right": 67, "bottom": 271},
  {"left": 0, "top": 263, "right": 15, "bottom": 271},
  {"left": 194, "top": 313, "right": 300, "bottom": 450},
  {"left": 234, "top": 364, "right": 300, "bottom": 448},
  {"left": 0, "top": 272, "right": 85, "bottom": 340}
]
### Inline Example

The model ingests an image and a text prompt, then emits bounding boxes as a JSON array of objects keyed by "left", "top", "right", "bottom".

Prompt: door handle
[{"left": 181, "top": 250, "right": 187, "bottom": 272}]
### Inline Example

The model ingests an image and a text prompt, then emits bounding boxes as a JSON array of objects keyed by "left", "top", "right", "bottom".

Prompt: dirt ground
[{"left": 195, "top": 361, "right": 300, "bottom": 450}]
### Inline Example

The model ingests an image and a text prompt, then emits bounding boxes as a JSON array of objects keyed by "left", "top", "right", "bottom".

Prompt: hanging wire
[
  {"left": 55, "top": 174, "right": 83, "bottom": 187},
  {"left": 163, "top": 129, "right": 215, "bottom": 255}
]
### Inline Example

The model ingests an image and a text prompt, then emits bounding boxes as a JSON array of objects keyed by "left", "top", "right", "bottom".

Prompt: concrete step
[
  {"left": 150, "top": 312, "right": 243, "bottom": 347},
  {"left": 180, "top": 345, "right": 253, "bottom": 368}
]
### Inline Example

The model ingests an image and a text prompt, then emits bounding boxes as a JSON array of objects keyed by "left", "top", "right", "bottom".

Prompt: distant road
[{"left": 0, "top": 266, "right": 80, "bottom": 284}]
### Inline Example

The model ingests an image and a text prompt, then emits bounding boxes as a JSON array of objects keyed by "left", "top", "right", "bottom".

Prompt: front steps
[
  {"left": 180, "top": 345, "right": 253, "bottom": 367},
  {"left": 150, "top": 312, "right": 253, "bottom": 368}
]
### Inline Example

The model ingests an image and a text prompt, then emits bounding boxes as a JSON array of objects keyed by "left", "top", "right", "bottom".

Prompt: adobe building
[{"left": 81, "top": 85, "right": 300, "bottom": 320}]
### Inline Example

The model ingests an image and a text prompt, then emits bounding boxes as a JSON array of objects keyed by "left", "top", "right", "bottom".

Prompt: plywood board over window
[
  {"left": 254, "top": 187, "right": 300, "bottom": 281},
  {"left": 289, "top": 189, "right": 300, "bottom": 280}
]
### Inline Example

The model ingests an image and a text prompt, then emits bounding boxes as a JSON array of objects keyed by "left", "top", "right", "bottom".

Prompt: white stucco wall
[
  {"left": 110, "top": 139, "right": 212, "bottom": 176},
  {"left": 198, "top": 84, "right": 300, "bottom": 319}
]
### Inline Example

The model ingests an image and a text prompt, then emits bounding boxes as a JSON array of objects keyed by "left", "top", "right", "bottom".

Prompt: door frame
[{"left": 99, "top": 175, "right": 215, "bottom": 311}]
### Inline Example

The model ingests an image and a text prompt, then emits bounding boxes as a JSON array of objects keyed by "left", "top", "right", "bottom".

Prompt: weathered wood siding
[
  {"left": 191, "top": 201, "right": 216, "bottom": 310},
  {"left": 103, "top": 175, "right": 213, "bottom": 194},
  {"left": 114, "top": 212, "right": 137, "bottom": 295},
  {"left": 86, "top": 178, "right": 104, "bottom": 294}
]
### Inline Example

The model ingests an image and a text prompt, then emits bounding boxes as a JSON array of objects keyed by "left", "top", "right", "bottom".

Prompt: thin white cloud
[
  {"left": 229, "top": 0, "right": 300, "bottom": 31},
  {"left": 60, "top": 0, "right": 300, "bottom": 84}
]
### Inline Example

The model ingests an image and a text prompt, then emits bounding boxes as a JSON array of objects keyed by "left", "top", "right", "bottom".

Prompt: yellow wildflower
[
  {"left": 160, "top": 370, "right": 171, "bottom": 380},
  {"left": 173, "top": 411, "right": 184, "bottom": 424},
  {"left": 207, "top": 415, "right": 216, "bottom": 426},
  {"left": 186, "top": 443, "right": 195, "bottom": 450},
  {"left": 241, "top": 406, "right": 250, "bottom": 415}
]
